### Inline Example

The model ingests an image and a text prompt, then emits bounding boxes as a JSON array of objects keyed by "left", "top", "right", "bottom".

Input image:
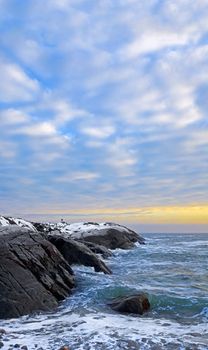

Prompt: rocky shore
[{"left": 0, "top": 216, "right": 146, "bottom": 321}]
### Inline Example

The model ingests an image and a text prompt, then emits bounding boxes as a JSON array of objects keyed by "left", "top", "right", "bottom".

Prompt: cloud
[
  {"left": 0, "top": 59, "right": 40, "bottom": 102},
  {"left": 0, "top": 141, "right": 16, "bottom": 159},
  {"left": 105, "top": 138, "right": 138, "bottom": 176},
  {"left": 56, "top": 171, "right": 100, "bottom": 182},
  {"left": 80, "top": 125, "right": 115, "bottom": 139},
  {"left": 17, "top": 121, "right": 57, "bottom": 137},
  {"left": 120, "top": 30, "right": 192, "bottom": 60},
  {"left": 0, "top": 0, "right": 208, "bottom": 218},
  {"left": 0, "top": 109, "right": 29, "bottom": 125}
]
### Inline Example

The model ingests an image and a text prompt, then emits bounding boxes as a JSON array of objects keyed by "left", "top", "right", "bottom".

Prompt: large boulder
[
  {"left": 0, "top": 226, "right": 75, "bottom": 319},
  {"left": 48, "top": 235, "right": 112, "bottom": 275},
  {"left": 109, "top": 293, "right": 150, "bottom": 315},
  {"left": 71, "top": 223, "right": 145, "bottom": 249},
  {"left": 43, "top": 222, "right": 145, "bottom": 250}
]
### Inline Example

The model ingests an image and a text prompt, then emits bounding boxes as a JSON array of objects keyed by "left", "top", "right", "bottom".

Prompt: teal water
[{"left": 1, "top": 233, "right": 208, "bottom": 349}]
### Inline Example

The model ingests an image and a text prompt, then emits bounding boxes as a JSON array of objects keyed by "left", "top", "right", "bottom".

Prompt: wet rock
[
  {"left": 21, "top": 346, "right": 28, "bottom": 350},
  {"left": 48, "top": 235, "right": 112, "bottom": 275},
  {"left": 81, "top": 241, "right": 113, "bottom": 258},
  {"left": 0, "top": 341, "right": 3, "bottom": 348},
  {"left": 109, "top": 293, "right": 150, "bottom": 315},
  {"left": 0, "top": 227, "right": 75, "bottom": 319}
]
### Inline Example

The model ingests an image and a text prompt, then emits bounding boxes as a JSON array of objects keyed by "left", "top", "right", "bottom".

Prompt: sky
[{"left": 0, "top": 0, "right": 208, "bottom": 230}]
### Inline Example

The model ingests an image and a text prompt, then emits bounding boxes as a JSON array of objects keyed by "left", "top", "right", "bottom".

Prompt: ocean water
[{"left": 0, "top": 233, "right": 208, "bottom": 350}]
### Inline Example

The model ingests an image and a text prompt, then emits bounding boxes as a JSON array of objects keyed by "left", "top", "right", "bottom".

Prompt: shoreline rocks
[
  {"left": 0, "top": 215, "right": 145, "bottom": 320},
  {"left": 0, "top": 227, "right": 75, "bottom": 319},
  {"left": 48, "top": 235, "right": 112, "bottom": 275}
]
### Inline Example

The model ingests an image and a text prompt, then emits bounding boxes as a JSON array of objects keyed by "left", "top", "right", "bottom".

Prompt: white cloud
[
  {"left": 80, "top": 125, "right": 115, "bottom": 139},
  {"left": 56, "top": 171, "right": 100, "bottom": 182},
  {"left": 0, "top": 109, "right": 29, "bottom": 125},
  {"left": 105, "top": 138, "right": 138, "bottom": 176},
  {"left": 52, "top": 99, "right": 89, "bottom": 125},
  {"left": 0, "top": 59, "right": 40, "bottom": 102},
  {"left": 120, "top": 30, "right": 191, "bottom": 60},
  {"left": 184, "top": 131, "right": 208, "bottom": 151},
  {"left": 18, "top": 122, "right": 57, "bottom": 137}
]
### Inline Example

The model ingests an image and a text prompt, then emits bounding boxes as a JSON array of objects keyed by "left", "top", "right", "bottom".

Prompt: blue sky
[{"left": 0, "top": 0, "right": 208, "bottom": 224}]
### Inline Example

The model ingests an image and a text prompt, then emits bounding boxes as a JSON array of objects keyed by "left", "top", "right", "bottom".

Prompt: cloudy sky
[{"left": 0, "top": 0, "right": 208, "bottom": 227}]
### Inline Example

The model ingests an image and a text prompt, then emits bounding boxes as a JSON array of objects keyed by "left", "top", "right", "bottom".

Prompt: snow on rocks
[
  {"left": 46, "top": 221, "right": 145, "bottom": 249},
  {"left": 0, "top": 216, "right": 37, "bottom": 232}
]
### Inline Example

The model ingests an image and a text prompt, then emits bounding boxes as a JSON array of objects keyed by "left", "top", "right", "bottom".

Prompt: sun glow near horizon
[{"left": 19, "top": 204, "right": 208, "bottom": 225}]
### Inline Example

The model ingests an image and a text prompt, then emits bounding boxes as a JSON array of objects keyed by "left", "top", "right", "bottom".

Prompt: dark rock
[
  {"left": 0, "top": 341, "right": 3, "bottom": 348},
  {"left": 0, "top": 329, "right": 6, "bottom": 335},
  {"left": 32, "top": 222, "right": 47, "bottom": 232},
  {"left": 59, "top": 346, "right": 70, "bottom": 350},
  {"left": 48, "top": 235, "right": 112, "bottom": 275},
  {"left": 77, "top": 241, "right": 113, "bottom": 258},
  {"left": 0, "top": 226, "right": 75, "bottom": 319},
  {"left": 109, "top": 293, "right": 150, "bottom": 315},
  {"left": 78, "top": 227, "right": 144, "bottom": 250},
  {"left": 21, "top": 347, "right": 28, "bottom": 350}
]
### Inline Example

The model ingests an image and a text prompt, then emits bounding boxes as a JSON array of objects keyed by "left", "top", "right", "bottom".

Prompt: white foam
[{"left": 1, "top": 311, "right": 208, "bottom": 350}]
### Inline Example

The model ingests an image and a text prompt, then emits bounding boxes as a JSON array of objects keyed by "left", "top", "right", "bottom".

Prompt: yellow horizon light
[{"left": 23, "top": 204, "right": 208, "bottom": 224}]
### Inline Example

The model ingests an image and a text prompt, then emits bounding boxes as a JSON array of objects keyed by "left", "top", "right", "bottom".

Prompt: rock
[
  {"left": 48, "top": 235, "right": 112, "bottom": 275},
  {"left": 77, "top": 226, "right": 144, "bottom": 250},
  {"left": 0, "top": 216, "right": 37, "bottom": 232},
  {"left": 80, "top": 241, "right": 113, "bottom": 258},
  {"left": 0, "top": 341, "right": 3, "bottom": 348},
  {"left": 1, "top": 216, "right": 145, "bottom": 250},
  {"left": 0, "top": 226, "right": 75, "bottom": 319},
  {"left": 109, "top": 293, "right": 150, "bottom": 315},
  {"left": 59, "top": 346, "right": 70, "bottom": 350},
  {"left": 47, "top": 222, "right": 145, "bottom": 250},
  {"left": 21, "top": 347, "right": 28, "bottom": 350}
]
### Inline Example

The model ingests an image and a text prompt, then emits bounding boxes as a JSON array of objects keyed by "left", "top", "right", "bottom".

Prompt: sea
[{"left": 0, "top": 232, "right": 207, "bottom": 350}]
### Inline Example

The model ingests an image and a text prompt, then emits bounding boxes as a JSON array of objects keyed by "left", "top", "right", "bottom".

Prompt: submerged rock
[
  {"left": 48, "top": 235, "right": 112, "bottom": 275},
  {"left": 109, "top": 293, "right": 150, "bottom": 315},
  {"left": 0, "top": 226, "right": 75, "bottom": 319}
]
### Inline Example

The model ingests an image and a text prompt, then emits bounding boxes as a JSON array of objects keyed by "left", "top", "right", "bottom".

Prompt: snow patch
[{"left": 0, "top": 215, "right": 37, "bottom": 232}]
